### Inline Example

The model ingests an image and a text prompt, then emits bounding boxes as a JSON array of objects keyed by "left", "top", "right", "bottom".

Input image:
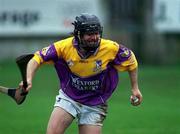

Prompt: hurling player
[{"left": 23, "top": 13, "right": 143, "bottom": 134}]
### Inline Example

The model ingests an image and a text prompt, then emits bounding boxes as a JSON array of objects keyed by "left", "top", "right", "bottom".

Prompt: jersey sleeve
[
  {"left": 32, "top": 44, "right": 59, "bottom": 65},
  {"left": 112, "top": 45, "right": 138, "bottom": 71}
]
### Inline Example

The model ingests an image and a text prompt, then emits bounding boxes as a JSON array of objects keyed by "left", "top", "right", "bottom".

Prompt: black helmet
[
  {"left": 72, "top": 13, "right": 103, "bottom": 52},
  {"left": 73, "top": 13, "right": 103, "bottom": 37}
]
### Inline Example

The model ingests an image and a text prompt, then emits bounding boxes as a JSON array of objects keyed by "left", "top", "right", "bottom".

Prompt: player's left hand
[{"left": 130, "top": 89, "right": 142, "bottom": 106}]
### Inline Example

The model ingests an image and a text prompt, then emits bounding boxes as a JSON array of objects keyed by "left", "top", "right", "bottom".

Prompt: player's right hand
[
  {"left": 19, "top": 81, "right": 32, "bottom": 93},
  {"left": 26, "top": 80, "right": 32, "bottom": 92}
]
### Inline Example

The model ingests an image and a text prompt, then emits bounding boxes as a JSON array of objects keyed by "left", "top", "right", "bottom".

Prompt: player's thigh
[
  {"left": 78, "top": 125, "right": 102, "bottom": 134},
  {"left": 46, "top": 107, "right": 74, "bottom": 134}
]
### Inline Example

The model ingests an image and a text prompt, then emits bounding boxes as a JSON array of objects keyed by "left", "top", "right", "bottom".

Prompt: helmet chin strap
[
  {"left": 82, "top": 41, "right": 99, "bottom": 51},
  {"left": 78, "top": 45, "right": 99, "bottom": 59},
  {"left": 81, "top": 45, "right": 98, "bottom": 52},
  {"left": 76, "top": 37, "right": 100, "bottom": 59},
  {"left": 79, "top": 37, "right": 100, "bottom": 51}
]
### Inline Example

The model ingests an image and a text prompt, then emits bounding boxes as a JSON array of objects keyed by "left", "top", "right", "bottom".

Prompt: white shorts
[{"left": 54, "top": 90, "right": 107, "bottom": 126}]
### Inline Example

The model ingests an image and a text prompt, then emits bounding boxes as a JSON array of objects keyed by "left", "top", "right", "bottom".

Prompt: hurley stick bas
[
  {"left": 0, "top": 54, "right": 34, "bottom": 105},
  {"left": 0, "top": 85, "right": 26, "bottom": 105}
]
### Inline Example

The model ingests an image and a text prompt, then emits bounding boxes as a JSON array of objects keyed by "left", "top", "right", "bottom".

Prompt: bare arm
[
  {"left": 128, "top": 68, "right": 143, "bottom": 106},
  {"left": 25, "top": 59, "right": 40, "bottom": 92}
]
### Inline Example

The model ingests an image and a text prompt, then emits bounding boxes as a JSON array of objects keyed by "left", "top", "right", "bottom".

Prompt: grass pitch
[{"left": 0, "top": 61, "right": 180, "bottom": 134}]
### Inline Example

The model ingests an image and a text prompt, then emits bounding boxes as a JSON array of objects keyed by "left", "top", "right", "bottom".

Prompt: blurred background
[
  {"left": 0, "top": 0, "right": 180, "bottom": 65},
  {"left": 0, "top": 0, "right": 180, "bottom": 134}
]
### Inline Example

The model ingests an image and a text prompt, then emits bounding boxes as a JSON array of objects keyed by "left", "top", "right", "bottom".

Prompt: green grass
[{"left": 0, "top": 62, "right": 180, "bottom": 134}]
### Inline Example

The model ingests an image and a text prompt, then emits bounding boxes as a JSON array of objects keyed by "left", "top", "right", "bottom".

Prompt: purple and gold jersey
[{"left": 33, "top": 37, "right": 138, "bottom": 106}]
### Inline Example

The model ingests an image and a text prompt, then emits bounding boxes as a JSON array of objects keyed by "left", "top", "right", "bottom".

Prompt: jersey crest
[
  {"left": 120, "top": 47, "right": 130, "bottom": 57},
  {"left": 67, "top": 59, "right": 74, "bottom": 66},
  {"left": 93, "top": 60, "right": 102, "bottom": 72},
  {"left": 41, "top": 46, "right": 50, "bottom": 56}
]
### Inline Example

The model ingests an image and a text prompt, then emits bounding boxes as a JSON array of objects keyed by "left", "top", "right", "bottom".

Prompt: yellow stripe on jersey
[{"left": 33, "top": 53, "right": 42, "bottom": 64}]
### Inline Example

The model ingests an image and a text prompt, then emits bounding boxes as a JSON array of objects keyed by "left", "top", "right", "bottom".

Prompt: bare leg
[
  {"left": 79, "top": 125, "right": 102, "bottom": 134},
  {"left": 46, "top": 107, "right": 74, "bottom": 134}
]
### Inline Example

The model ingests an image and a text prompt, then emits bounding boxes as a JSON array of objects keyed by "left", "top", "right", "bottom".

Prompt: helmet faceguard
[{"left": 72, "top": 13, "right": 103, "bottom": 52}]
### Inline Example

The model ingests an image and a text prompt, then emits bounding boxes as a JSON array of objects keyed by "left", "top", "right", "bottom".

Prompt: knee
[
  {"left": 46, "top": 126, "right": 64, "bottom": 134},
  {"left": 46, "top": 122, "right": 64, "bottom": 134}
]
